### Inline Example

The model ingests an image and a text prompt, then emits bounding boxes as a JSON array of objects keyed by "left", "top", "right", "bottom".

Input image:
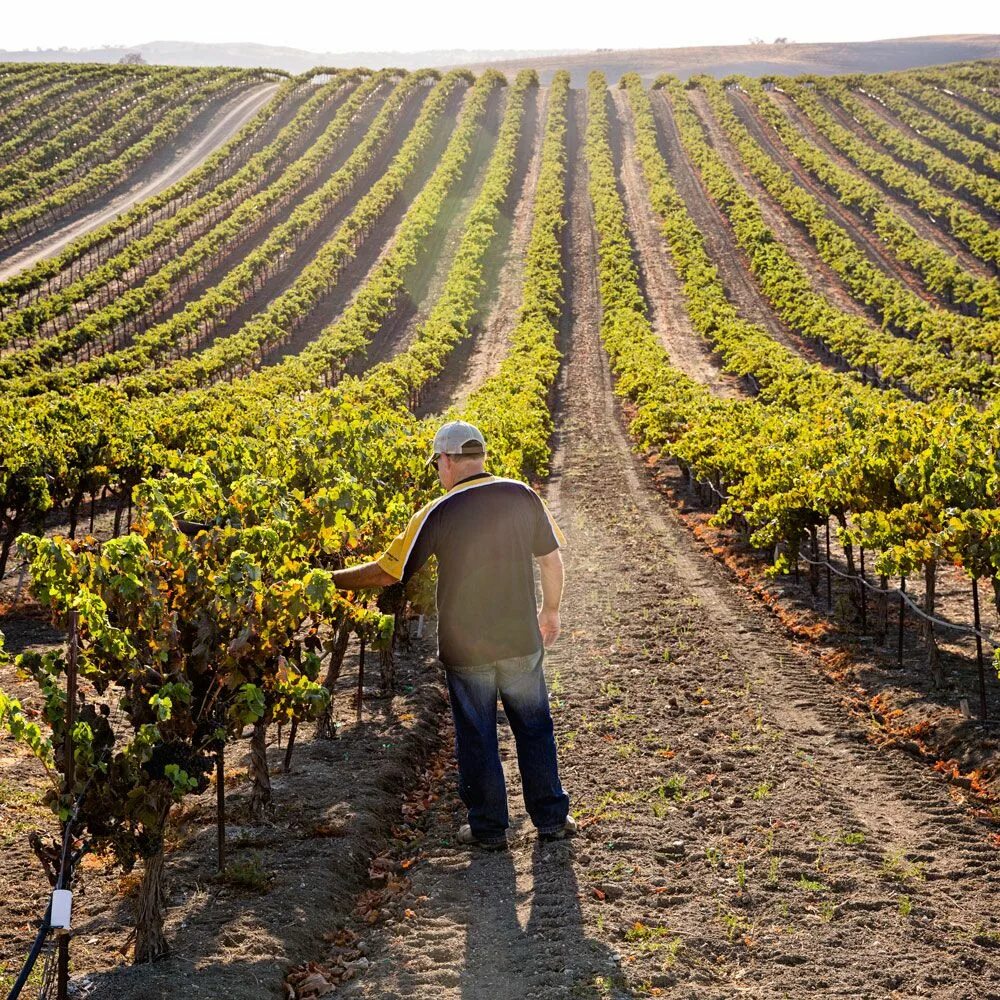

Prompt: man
[{"left": 331, "top": 420, "right": 575, "bottom": 849}]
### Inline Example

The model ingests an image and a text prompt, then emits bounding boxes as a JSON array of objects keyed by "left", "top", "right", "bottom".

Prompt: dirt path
[
  {"left": 416, "top": 86, "right": 546, "bottom": 414},
  {"left": 2, "top": 88, "right": 313, "bottom": 312},
  {"left": 0, "top": 84, "right": 279, "bottom": 281},
  {"left": 311, "top": 87, "right": 1000, "bottom": 1000},
  {"left": 362, "top": 85, "right": 509, "bottom": 371},
  {"left": 610, "top": 89, "right": 742, "bottom": 399}
]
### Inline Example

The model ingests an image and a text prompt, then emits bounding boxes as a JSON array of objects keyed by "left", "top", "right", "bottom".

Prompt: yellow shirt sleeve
[
  {"left": 376, "top": 502, "right": 435, "bottom": 581},
  {"left": 542, "top": 498, "right": 567, "bottom": 547}
]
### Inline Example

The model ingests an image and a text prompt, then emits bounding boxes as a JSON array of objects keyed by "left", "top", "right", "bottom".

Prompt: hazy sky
[{"left": 4, "top": 0, "right": 997, "bottom": 52}]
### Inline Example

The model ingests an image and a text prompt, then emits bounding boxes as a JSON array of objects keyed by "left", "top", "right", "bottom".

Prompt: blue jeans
[{"left": 445, "top": 647, "right": 570, "bottom": 845}]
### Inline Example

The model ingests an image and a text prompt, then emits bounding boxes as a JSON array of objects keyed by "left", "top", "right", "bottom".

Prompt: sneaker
[
  {"left": 539, "top": 815, "right": 578, "bottom": 842},
  {"left": 457, "top": 823, "right": 508, "bottom": 851}
]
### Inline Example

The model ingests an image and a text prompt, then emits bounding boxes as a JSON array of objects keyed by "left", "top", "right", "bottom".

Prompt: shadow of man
[{"left": 460, "top": 839, "right": 635, "bottom": 1000}]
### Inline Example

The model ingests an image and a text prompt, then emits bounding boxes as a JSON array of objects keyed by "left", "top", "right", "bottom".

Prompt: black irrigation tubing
[
  {"left": 794, "top": 546, "right": 1000, "bottom": 648},
  {"left": 682, "top": 468, "right": 998, "bottom": 647},
  {"left": 5, "top": 782, "right": 92, "bottom": 1000},
  {"left": 5, "top": 899, "right": 53, "bottom": 1000},
  {"left": 6, "top": 617, "right": 107, "bottom": 1000},
  {"left": 682, "top": 467, "right": 995, "bottom": 719}
]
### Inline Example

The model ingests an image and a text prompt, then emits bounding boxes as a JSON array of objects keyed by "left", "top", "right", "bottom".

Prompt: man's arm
[
  {"left": 536, "top": 548, "right": 564, "bottom": 647},
  {"left": 332, "top": 561, "right": 398, "bottom": 591}
]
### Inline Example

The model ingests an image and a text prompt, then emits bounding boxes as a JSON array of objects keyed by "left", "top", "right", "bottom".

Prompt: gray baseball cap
[{"left": 427, "top": 420, "right": 487, "bottom": 465}]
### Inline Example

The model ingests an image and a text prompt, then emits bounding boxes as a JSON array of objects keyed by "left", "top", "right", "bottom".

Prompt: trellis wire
[{"left": 682, "top": 468, "right": 996, "bottom": 721}]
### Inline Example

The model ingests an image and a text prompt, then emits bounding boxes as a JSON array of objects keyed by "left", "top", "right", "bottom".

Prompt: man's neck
[{"left": 449, "top": 470, "right": 491, "bottom": 491}]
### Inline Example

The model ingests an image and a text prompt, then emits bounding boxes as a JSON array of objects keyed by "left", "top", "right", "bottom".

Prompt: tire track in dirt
[
  {"left": 0, "top": 83, "right": 280, "bottom": 280},
  {"left": 609, "top": 88, "right": 743, "bottom": 399},
  {"left": 416, "top": 85, "right": 547, "bottom": 415},
  {"left": 331, "top": 82, "right": 998, "bottom": 1000},
  {"left": 762, "top": 88, "right": 995, "bottom": 283}
]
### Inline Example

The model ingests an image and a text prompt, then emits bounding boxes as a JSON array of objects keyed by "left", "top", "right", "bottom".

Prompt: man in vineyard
[{"left": 331, "top": 420, "right": 574, "bottom": 850}]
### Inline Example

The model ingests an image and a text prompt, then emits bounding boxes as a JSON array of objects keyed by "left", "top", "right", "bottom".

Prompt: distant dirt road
[{"left": 0, "top": 83, "right": 279, "bottom": 281}]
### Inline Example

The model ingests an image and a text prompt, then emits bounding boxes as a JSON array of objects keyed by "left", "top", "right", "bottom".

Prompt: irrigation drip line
[
  {"left": 5, "top": 617, "right": 122, "bottom": 1000},
  {"left": 5, "top": 899, "right": 52, "bottom": 1000},
  {"left": 1, "top": 559, "right": 28, "bottom": 582},
  {"left": 795, "top": 547, "right": 1000, "bottom": 647},
  {"left": 683, "top": 469, "right": 998, "bottom": 648}
]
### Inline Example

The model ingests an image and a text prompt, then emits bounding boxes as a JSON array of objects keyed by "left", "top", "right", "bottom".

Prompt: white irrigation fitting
[
  {"left": 49, "top": 890, "right": 72, "bottom": 930},
  {"left": 795, "top": 547, "right": 999, "bottom": 647}
]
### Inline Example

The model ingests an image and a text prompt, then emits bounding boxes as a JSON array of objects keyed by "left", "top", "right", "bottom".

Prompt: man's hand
[
  {"left": 332, "top": 562, "right": 398, "bottom": 591},
  {"left": 538, "top": 608, "right": 561, "bottom": 648},
  {"left": 535, "top": 549, "right": 563, "bottom": 647}
]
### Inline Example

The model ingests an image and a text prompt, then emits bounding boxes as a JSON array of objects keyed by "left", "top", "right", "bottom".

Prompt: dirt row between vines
[
  {"left": 613, "top": 83, "right": 1000, "bottom": 796},
  {"left": 848, "top": 87, "right": 1000, "bottom": 183},
  {"left": 285, "top": 87, "right": 1000, "bottom": 1000},
  {"left": 814, "top": 87, "right": 998, "bottom": 223},
  {"left": 761, "top": 89, "right": 995, "bottom": 282},
  {"left": 608, "top": 89, "right": 742, "bottom": 399},
  {"left": 726, "top": 88, "right": 982, "bottom": 311},
  {"left": 644, "top": 89, "right": 833, "bottom": 373},
  {"left": 903, "top": 86, "right": 1000, "bottom": 150},
  {"left": 0, "top": 82, "right": 281, "bottom": 279},
  {"left": 49, "top": 82, "right": 389, "bottom": 371},
  {"left": 211, "top": 81, "right": 460, "bottom": 367},
  {"left": 416, "top": 84, "right": 547, "bottom": 415},
  {"left": 362, "top": 83, "right": 511, "bottom": 372},
  {"left": 260, "top": 83, "right": 473, "bottom": 371},
  {"left": 693, "top": 90, "right": 940, "bottom": 319}
]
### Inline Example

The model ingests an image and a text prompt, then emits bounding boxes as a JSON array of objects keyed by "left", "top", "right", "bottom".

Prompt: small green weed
[
  {"left": 766, "top": 856, "right": 781, "bottom": 886},
  {"left": 795, "top": 876, "right": 828, "bottom": 892},
  {"left": 716, "top": 906, "right": 753, "bottom": 943},
  {"left": 600, "top": 681, "right": 624, "bottom": 700},
  {"left": 624, "top": 923, "right": 681, "bottom": 960},
  {"left": 222, "top": 854, "right": 273, "bottom": 892},
  {"left": 735, "top": 861, "right": 748, "bottom": 890},
  {"left": 880, "top": 850, "right": 925, "bottom": 883}
]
